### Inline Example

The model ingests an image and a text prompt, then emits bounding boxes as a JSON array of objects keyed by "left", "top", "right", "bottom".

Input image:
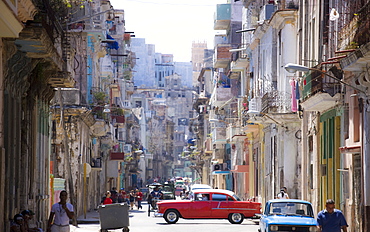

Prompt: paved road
[{"left": 71, "top": 202, "right": 260, "bottom": 232}]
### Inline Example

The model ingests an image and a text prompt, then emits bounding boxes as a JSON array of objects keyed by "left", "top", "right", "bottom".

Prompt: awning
[
  {"left": 103, "top": 34, "right": 119, "bottom": 50},
  {"left": 212, "top": 170, "right": 231, "bottom": 175}
]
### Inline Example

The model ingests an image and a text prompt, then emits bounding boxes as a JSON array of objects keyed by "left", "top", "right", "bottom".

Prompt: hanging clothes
[
  {"left": 290, "top": 79, "right": 297, "bottom": 112},
  {"left": 295, "top": 80, "right": 300, "bottom": 100}
]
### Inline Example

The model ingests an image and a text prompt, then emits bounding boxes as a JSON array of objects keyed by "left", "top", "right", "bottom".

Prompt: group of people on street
[
  {"left": 101, "top": 187, "right": 143, "bottom": 210},
  {"left": 10, "top": 210, "right": 43, "bottom": 232}
]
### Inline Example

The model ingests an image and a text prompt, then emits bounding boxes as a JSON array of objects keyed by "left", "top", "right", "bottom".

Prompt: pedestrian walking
[
  {"left": 47, "top": 190, "right": 74, "bottom": 232},
  {"left": 276, "top": 187, "right": 289, "bottom": 199},
  {"left": 317, "top": 199, "right": 348, "bottom": 232},
  {"left": 110, "top": 187, "right": 118, "bottom": 203},
  {"left": 135, "top": 189, "right": 143, "bottom": 209},
  {"left": 102, "top": 191, "right": 113, "bottom": 205},
  {"left": 129, "top": 190, "right": 135, "bottom": 210}
]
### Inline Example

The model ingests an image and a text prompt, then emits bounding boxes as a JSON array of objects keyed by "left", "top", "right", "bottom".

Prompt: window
[{"left": 212, "top": 194, "right": 227, "bottom": 201}]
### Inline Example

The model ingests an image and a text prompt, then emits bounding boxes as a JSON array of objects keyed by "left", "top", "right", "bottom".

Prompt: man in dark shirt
[{"left": 317, "top": 199, "right": 348, "bottom": 232}]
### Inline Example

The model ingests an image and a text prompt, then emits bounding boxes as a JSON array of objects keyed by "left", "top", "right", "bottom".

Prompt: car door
[
  {"left": 187, "top": 193, "right": 211, "bottom": 218},
  {"left": 210, "top": 193, "right": 230, "bottom": 218}
]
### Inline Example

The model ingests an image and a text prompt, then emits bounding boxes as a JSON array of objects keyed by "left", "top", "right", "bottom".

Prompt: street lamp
[{"left": 284, "top": 63, "right": 366, "bottom": 94}]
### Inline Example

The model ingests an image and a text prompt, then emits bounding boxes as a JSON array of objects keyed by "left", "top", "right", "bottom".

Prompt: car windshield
[
  {"left": 162, "top": 186, "right": 172, "bottom": 192},
  {"left": 232, "top": 194, "right": 242, "bottom": 201},
  {"left": 268, "top": 202, "right": 314, "bottom": 217}
]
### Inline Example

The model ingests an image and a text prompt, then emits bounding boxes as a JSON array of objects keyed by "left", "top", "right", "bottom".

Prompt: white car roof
[
  {"left": 190, "top": 184, "right": 213, "bottom": 189},
  {"left": 192, "top": 188, "right": 235, "bottom": 196}
]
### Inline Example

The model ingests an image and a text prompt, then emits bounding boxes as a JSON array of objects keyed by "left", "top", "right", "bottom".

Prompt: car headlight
[
  {"left": 269, "top": 225, "right": 278, "bottom": 231},
  {"left": 309, "top": 226, "right": 318, "bottom": 232}
]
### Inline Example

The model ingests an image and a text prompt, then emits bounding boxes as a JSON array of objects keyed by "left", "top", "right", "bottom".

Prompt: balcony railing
[
  {"left": 261, "top": 90, "right": 291, "bottom": 113},
  {"left": 338, "top": 2, "right": 370, "bottom": 50},
  {"left": 302, "top": 69, "right": 341, "bottom": 101}
]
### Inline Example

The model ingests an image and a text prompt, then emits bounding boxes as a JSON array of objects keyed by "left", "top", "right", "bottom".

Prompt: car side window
[{"left": 211, "top": 194, "right": 227, "bottom": 201}]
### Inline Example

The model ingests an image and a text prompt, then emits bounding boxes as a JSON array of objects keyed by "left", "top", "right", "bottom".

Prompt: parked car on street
[
  {"left": 157, "top": 189, "right": 261, "bottom": 224},
  {"left": 259, "top": 199, "right": 317, "bottom": 232}
]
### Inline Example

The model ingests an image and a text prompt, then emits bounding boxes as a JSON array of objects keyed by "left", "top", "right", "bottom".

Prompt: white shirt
[
  {"left": 277, "top": 192, "right": 289, "bottom": 199},
  {"left": 51, "top": 202, "right": 74, "bottom": 226}
]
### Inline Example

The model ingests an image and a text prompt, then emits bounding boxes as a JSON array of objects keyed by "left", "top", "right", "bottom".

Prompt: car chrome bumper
[{"left": 154, "top": 212, "right": 163, "bottom": 217}]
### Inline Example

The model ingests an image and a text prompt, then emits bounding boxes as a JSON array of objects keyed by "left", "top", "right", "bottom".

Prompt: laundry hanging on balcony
[
  {"left": 105, "top": 34, "right": 119, "bottom": 50},
  {"left": 290, "top": 79, "right": 298, "bottom": 112}
]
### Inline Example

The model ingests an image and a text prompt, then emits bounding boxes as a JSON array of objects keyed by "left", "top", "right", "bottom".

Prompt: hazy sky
[{"left": 110, "top": 0, "right": 226, "bottom": 62}]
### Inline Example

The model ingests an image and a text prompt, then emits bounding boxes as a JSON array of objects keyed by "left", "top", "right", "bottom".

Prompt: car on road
[
  {"left": 259, "top": 199, "right": 317, "bottom": 232},
  {"left": 157, "top": 189, "right": 261, "bottom": 224}
]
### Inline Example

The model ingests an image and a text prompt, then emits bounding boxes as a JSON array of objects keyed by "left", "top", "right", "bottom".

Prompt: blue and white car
[{"left": 259, "top": 199, "right": 317, "bottom": 232}]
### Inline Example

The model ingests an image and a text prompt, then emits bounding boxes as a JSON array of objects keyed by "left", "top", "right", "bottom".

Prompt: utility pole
[{"left": 57, "top": 88, "right": 78, "bottom": 226}]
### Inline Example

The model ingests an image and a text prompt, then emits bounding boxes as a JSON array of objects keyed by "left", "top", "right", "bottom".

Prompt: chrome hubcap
[{"left": 167, "top": 212, "right": 177, "bottom": 222}]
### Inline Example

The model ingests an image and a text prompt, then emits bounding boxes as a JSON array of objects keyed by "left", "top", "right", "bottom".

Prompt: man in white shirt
[
  {"left": 277, "top": 187, "right": 290, "bottom": 199},
  {"left": 47, "top": 190, "right": 74, "bottom": 232}
]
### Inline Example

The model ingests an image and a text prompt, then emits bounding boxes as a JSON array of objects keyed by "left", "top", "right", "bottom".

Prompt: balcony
[
  {"left": 111, "top": 115, "right": 125, "bottom": 127},
  {"left": 210, "top": 87, "right": 233, "bottom": 107},
  {"left": 214, "top": 4, "right": 231, "bottom": 30},
  {"left": 0, "top": 0, "right": 33, "bottom": 37},
  {"left": 261, "top": 90, "right": 291, "bottom": 114},
  {"left": 214, "top": 44, "right": 232, "bottom": 68},
  {"left": 110, "top": 152, "right": 125, "bottom": 161},
  {"left": 212, "top": 127, "right": 227, "bottom": 144},
  {"left": 340, "top": 43, "right": 370, "bottom": 71},
  {"left": 301, "top": 69, "right": 342, "bottom": 112},
  {"left": 338, "top": 2, "right": 370, "bottom": 51},
  {"left": 226, "top": 126, "right": 241, "bottom": 141},
  {"left": 230, "top": 44, "right": 249, "bottom": 70},
  {"left": 91, "top": 120, "right": 109, "bottom": 137}
]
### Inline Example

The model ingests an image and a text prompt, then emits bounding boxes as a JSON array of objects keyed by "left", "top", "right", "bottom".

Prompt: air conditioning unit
[
  {"left": 213, "top": 163, "right": 227, "bottom": 171},
  {"left": 123, "top": 144, "right": 132, "bottom": 153}
]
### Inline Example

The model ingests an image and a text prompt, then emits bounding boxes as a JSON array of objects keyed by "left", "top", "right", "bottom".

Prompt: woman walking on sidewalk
[
  {"left": 135, "top": 189, "right": 143, "bottom": 210},
  {"left": 129, "top": 190, "right": 135, "bottom": 210}
]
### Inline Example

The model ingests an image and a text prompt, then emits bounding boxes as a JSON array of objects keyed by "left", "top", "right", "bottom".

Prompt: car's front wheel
[
  {"left": 164, "top": 209, "right": 180, "bottom": 224},
  {"left": 228, "top": 213, "right": 244, "bottom": 224}
]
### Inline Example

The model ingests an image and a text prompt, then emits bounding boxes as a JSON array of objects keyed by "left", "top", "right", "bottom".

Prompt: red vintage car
[{"left": 157, "top": 189, "right": 261, "bottom": 224}]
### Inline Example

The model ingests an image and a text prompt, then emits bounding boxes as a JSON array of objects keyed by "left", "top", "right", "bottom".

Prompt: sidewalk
[
  {"left": 76, "top": 209, "right": 100, "bottom": 224},
  {"left": 75, "top": 202, "right": 148, "bottom": 224}
]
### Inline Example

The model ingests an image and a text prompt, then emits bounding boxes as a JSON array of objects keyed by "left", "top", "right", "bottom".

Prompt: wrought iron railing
[{"left": 261, "top": 90, "right": 291, "bottom": 113}]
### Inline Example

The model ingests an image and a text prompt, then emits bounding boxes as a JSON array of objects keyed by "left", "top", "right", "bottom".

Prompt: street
[{"left": 71, "top": 202, "right": 259, "bottom": 232}]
